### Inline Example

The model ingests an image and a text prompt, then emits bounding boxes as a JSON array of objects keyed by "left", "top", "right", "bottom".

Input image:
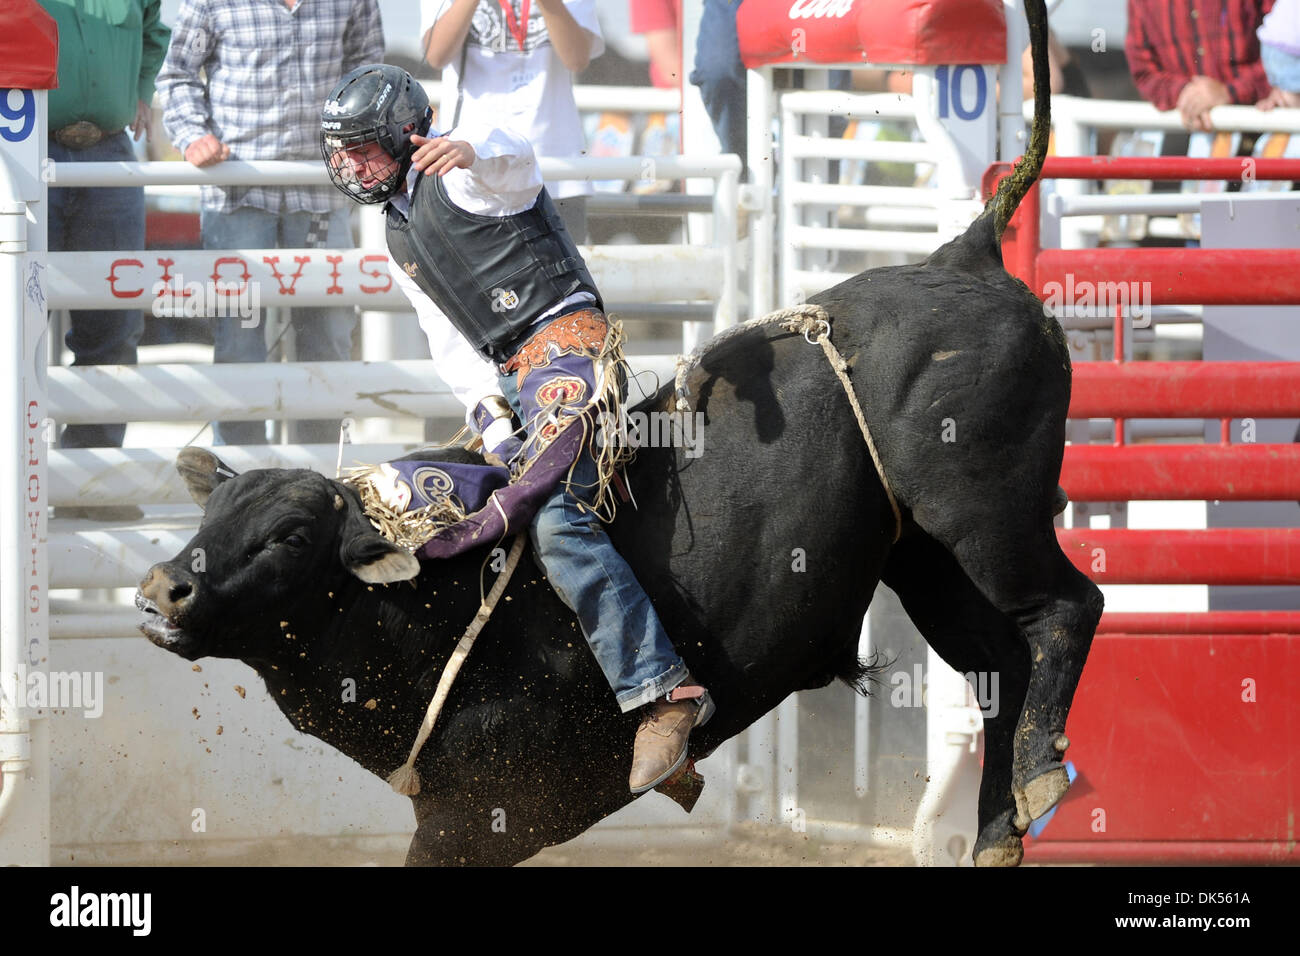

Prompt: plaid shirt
[
  {"left": 1126, "top": 0, "right": 1276, "bottom": 111},
  {"left": 157, "top": 0, "right": 384, "bottom": 213}
]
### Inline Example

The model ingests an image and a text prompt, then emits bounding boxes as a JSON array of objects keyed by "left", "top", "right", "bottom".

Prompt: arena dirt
[{"left": 61, "top": 825, "right": 915, "bottom": 867}]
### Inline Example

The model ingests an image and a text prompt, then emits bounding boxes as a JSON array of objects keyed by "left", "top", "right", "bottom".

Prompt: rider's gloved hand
[{"left": 472, "top": 397, "right": 523, "bottom": 471}]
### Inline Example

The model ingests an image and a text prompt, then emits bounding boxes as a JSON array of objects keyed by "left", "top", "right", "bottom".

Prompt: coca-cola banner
[{"left": 737, "top": 0, "right": 1006, "bottom": 69}]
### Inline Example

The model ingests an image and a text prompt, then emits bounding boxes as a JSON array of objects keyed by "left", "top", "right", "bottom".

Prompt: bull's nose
[{"left": 139, "top": 563, "right": 197, "bottom": 618}]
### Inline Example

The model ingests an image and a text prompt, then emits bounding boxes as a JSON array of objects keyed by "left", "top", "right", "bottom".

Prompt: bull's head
[{"left": 137, "top": 448, "right": 419, "bottom": 660}]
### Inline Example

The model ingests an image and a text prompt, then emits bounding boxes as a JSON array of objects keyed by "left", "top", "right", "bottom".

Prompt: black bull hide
[{"left": 137, "top": 216, "right": 1102, "bottom": 867}]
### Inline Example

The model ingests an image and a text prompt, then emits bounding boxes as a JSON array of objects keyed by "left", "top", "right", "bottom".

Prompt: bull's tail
[
  {"left": 838, "top": 649, "right": 892, "bottom": 697},
  {"left": 980, "top": 0, "right": 1051, "bottom": 243}
]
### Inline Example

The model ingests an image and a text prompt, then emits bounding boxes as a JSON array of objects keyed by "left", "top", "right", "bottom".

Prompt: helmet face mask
[
  {"left": 323, "top": 132, "right": 403, "bottom": 202},
  {"left": 321, "top": 64, "right": 430, "bottom": 204}
]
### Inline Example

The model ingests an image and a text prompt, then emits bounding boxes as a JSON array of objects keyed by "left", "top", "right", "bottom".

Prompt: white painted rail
[
  {"left": 46, "top": 246, "right": 726, "bottom": 310},
  {"left": 1027, "top": 95, "right": 1300, "bottom": 248},
  {"left": 50, "top": 155, "right": 741, "bottom": 188},
  {"left": 1040, "top": 95, "right": 1300, "bottom": 136},
  {"left": 49, "top": 356, "right": 679, "bottom": 428},
  {"left": 50, "top": 444, "right": 415, "bottom": 507}
]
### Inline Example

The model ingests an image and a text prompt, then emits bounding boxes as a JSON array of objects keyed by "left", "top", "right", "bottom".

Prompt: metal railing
[
  {"left": 44, "top": 153, "right": 740, "bottom": 607},
  {"left": 1032, "top": 95, "right": 1300, "bottom": 248}
]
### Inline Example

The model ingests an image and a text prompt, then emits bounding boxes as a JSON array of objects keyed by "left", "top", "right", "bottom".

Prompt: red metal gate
[{"left": 984, "top": 157, "right": 1300, "bottom": 863}]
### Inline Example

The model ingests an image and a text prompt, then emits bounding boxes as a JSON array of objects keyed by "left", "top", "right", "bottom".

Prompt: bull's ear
[
  {"left": 337, "top": 494, "right": 420, "bottom": 584},
  {"left": 177, "top": 448, "right": 239, "bottom": 510}
]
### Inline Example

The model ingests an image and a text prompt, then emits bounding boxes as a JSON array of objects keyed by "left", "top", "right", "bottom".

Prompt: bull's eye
[{"left": 283, "top": 533, "right": 308, "bottom": 550}]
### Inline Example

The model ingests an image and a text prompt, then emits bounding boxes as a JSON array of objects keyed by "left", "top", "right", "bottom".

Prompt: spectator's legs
[
  {"left": 689, "top": 0, "right": 748, "bottom": 175},
  {"left": 51, "top": 134, "right": 145, "bottom": 449},
  {"left": 201, "top": 205, "right": 273, "bottom": 445},
  {"left": 280, "top": 207, "right": 358, "bottom": 444},
  {"left": 1261, "top": 44, "right": 1300, "bottom": 104}
]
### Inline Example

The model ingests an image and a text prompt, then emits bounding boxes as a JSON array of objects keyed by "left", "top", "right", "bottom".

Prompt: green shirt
[{"left": 39, "top": 0, "right": 170, "bottom": 132}]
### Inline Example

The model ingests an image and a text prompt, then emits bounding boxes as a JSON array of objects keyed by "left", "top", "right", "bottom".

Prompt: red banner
[
  {"left": 0, "top": 0, "right": 59, "bottom": 89},
  {"left": 737, "top": 0, "right": 1006, "bottom": 69}
]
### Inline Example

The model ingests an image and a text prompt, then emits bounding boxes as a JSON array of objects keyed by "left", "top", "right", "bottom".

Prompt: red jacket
[{"left": 1126, "top": 0, "right": 1276, "bottom": 110}]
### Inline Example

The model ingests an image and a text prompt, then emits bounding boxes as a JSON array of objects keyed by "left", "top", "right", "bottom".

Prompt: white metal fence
[
  {"left": 45, "top": 153, "right": 738, "bottom": 605},
  {"left": 3, "top": 97, "right": 744, "bottom": 862},
  {"left": 1037, "top": 95, "right": 1300, "bottom": 249}
]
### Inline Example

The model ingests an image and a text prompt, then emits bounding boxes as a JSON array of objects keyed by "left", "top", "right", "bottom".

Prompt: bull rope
[
  {"left": 387, "top": 532, "right": 527, "bottom": 796},
  {"left": 673, "top": 304, "right": 902, "bottom": 544}
]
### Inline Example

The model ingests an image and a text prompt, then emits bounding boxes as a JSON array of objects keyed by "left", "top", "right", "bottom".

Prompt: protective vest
[{"left": 385, "top": 172, "right": 602, "bottom": 363}]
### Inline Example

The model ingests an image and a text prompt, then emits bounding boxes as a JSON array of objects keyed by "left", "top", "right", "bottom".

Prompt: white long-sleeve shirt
[{"left": 386, "top": 123, "right": 595, "bottom": 420}]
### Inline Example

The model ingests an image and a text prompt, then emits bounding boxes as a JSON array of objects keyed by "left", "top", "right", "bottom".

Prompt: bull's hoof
[
  {"left": 973, "top": 835, "right": 1024, "bottom": 868},
  {"left": 973, "top": 811, "right": 1024, "bottom": 867},
  {"left": 1013, "top": 765, "right": 1072, "bottom": 830}
]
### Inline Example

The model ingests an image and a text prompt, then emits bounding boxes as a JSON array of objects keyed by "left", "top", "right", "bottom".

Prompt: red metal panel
[
  {"left": 1024, "top": 633, "right": 1299, "bottom": 846},
  {"left": 992, "top": 164, "right": 1040, "bottom": 291},
  {"left": 1040, "top": 155, "right": 1300, "bottom": 181},
  {"left": 1062, "top": 444, "right": 1300, "bottom": 501},
  {"left": 1026, "top": 841, "right": 1299, "bottom": 863},
  {"left": 983, "top": 150, "right": 1300, "bottom": 860},
  {"left": 1057, "top": 529, "right": 1300, "bottom": 585},
  {"left": 146, "top": 210, "right": 202, "bottom": 250},
  {"left": 1070, "top": 362, "right": 1300, "bottom": 417},
  {"left": 1037, "top": 248, "right": 1300, "bottom": 305},
  {"left": 1100, "top": 612, "right": 1300, "bottom": 634}
]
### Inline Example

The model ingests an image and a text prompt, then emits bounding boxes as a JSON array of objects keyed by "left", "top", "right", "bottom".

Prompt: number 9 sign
[{"left": 0, "top": 89, "right": 35, "bottom": 143}]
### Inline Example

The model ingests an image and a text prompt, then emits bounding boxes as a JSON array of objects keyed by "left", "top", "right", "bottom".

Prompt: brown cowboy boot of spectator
[{"left": 629, "top": 679, "right": 715, "bottom": 794}]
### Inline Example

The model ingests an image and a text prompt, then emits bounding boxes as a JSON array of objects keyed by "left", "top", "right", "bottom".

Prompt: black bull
[{"left": 136, "top": 213, "right": 1103, "bottom": 867}]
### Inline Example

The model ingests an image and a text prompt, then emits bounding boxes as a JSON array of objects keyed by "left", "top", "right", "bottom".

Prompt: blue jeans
[
  {"left": 200, "top": 204, "right": 357, "bottom": 445},
  {"left": 498, "top": 363, "right": 687, "bottom": 713},
  {"left": 48, "top": 132, "right": 145, "bottom": 448},
  {"left": 690, "top": 0, "right": 748, "bottom": 175},
  {"left": 1262, "top": 42, "right": 1300, "bottom": 94}
]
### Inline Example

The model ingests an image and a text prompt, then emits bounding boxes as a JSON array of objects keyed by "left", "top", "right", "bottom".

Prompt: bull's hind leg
[
  {"left": 881, "top": 532, "right": 1031, "bottom": 867},
  {"left": 931, "top": 519, "right": 1102, "bottom": 830}
]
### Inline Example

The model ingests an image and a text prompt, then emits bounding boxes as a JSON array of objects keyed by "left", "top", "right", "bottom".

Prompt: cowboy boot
[{"left": 629, "top": 680, "right": 715, "bottom": 794}]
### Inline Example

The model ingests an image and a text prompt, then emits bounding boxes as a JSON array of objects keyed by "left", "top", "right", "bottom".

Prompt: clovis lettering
[{"left": 106, "top": 253, "right": 393, "bottom": 299}]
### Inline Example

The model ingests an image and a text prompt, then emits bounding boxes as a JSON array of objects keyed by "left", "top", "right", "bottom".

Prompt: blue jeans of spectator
[
  {"left": 691, "top": 0, "right": 748, "bottom": 176},
  {"left": 1262, "top": 42, "right": 1300, "bottom": 94},
  {"left": 497, "top": 362, "right": 687, "bottom": 713},
  {"left": 48, "top": 132, "right": 145, "bottom": 448},
  {"left": 200, "top": 204, "right": 356, "bottom": 445}
]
